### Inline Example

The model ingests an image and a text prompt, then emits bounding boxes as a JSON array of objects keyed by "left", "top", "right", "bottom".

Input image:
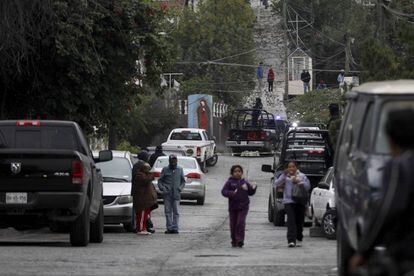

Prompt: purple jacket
[{"left": 222, "top": 177, "right": 257, "bottom": 210}]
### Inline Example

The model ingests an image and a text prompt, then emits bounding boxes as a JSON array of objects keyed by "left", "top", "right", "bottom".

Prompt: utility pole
[
  {"left": 376, "top": 0, "right": 384, "bottom": 41},
  {"left": 283, "top": 0, "right": 289, "bottom": 101},
  {"left": 344, "top": 31, "right": 351, "bottom": 75}
]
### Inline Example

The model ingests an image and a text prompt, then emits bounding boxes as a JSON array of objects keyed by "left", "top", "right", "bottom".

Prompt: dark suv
[
  {"left": 262, "top": 128, "right": 334, "bottom": 226},
  {"left": 335, "top": 80, "right": 414, "bottom": 275}
]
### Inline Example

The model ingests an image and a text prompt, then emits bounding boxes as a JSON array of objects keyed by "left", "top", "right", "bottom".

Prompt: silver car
[
  {"left": 151, "top": 156, "right": 206, "bottom": 205},
  {"left": 94, "top": 151, "right": 134, "bottom": 232}
]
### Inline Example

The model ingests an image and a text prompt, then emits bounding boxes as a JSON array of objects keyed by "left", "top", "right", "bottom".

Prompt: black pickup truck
[
  {"left": 225, "top": 109, "right": 286, "bottom": 154},
  {"left": 0, "top": 120, "right": 112, "bottom": 246}
]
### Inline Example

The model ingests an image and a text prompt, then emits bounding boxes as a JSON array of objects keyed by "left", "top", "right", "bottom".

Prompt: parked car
[
  {"left": 151, "top": 156, "right": 205, "bottom": 205},
  {"left": 225, "top": 108, "right": 286, "bottom": 154},
  {"left": 310, "top": 167, "right": 336, "bottom": 239},
  {"left": 0, "top": 120, "right": 112, "bottom": 246},
  {"left": 162, "top": 128, "right": 218, "bottom": 171},
  {"left": 262, "top": 128, "right": 334, "bottom": 226},
  {"left": 335, "top": 80, "right": 414, "bottom": 276},
  {"left": 94, "top": 151, "right": 135, "bottom": 232}
]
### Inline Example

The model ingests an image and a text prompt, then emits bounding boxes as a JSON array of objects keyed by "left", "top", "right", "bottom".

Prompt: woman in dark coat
[{"left": 131, "top": 162, "right": 157, "bottom": 235}]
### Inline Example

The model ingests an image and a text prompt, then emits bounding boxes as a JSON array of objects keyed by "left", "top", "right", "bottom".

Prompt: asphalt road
[{"left": 0, "top": 156, "right": 336, "bottom": 276}]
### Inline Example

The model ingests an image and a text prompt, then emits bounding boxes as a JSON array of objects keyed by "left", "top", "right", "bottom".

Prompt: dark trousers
[
  {"left": 285, "top": 203, "right": 305, "bottom": 243},
  {"left": 229, "top": 208, "right": 249, "bottom": 244},
  {"left": 268, "top": 81, "right": 274, "bottom": 92}
]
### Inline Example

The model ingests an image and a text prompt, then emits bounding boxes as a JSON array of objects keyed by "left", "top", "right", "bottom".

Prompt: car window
[
  {"left": 96, "top": 157, "right": 132, "bottom": 182},
  {"left": 170, "top": 131, "right": 202, "bottom": 141},
  {"left": 155, "top": 158, "right": 197, "bottom": 169},
  {"left": 375, "top": 100, "right": 414, "bottom": 154},
  {"left": 359, "top": 103, "right": 374, "bottom": 152},
  {"left": 203, "top": 132, "right": 209, "bottom": 141}
]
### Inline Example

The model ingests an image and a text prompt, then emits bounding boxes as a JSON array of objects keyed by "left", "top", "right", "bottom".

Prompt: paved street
[{"left": 0, "top": 156, "right": 336, "bottom": 276}]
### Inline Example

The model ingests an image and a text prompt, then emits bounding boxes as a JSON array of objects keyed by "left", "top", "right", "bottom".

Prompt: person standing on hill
[{"left": 267, "top": 66, "right": 275, "bottom": 92}]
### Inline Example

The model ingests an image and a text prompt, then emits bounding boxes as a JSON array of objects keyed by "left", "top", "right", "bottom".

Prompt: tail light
[
  {"left": 186, "top": 173, "right": 201, "bottom": 180},
  {"left": 247, "top": 132, "right": 257, "bottom": 140},
  {"left": 153, "top": 171, "right": 161, "bottom": 178},
  {"left": 72, "top": 161, "right": 84, "bottom": 185},
  {"left": 17, "top": 121, "right": 41, "bottom": 126},
  {"left": 196, "top": 147, "right": 201, "bottom": 156},
  {"left": 307, "top": 150, "right": 324, "bottom": 154},
  {"left": 261, "top": 131, "right": 269, "bottom": 139}
]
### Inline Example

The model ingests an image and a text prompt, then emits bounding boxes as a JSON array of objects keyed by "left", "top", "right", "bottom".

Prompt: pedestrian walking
[
  {"left": 221, "top": 165, "right": 257, "bottom": 248},
  {"left": 300, "top": 70, "right": 311, "bottom": 93},
  {"left": 267, "top": 66, "right": 275, "bottom": 92},
  {"left": 137, "top": 149, "right": 155, "bottom": 233},
  {"left": 149, "top": 145, "right": 165, "bottom": 168},
  {"left": 131, "top": 162, "right": 157, "bottom": 235},
  {"left": 274, "top": 161, "right": 310, "bottom": 248},
  {"left": 252, "top": 97, "right": 263, "bottom": 127},
  {"left": 337, "top": 69, "right": 345, "bottom": 89},
  {"left": 257, "top": 62, "right": 264, "bottom": 92},
  {"left": 158, "top": 155, "right": 186, "bottom": 234}
]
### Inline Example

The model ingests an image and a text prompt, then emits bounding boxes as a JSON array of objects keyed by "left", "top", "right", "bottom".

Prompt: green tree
[{"left": 172, "top": 0, "right": 256, "bottom": 107}]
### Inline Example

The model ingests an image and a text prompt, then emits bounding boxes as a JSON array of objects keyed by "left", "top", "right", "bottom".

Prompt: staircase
[{"left": 246, "top": 0, "right": 287, "bottom": 119}]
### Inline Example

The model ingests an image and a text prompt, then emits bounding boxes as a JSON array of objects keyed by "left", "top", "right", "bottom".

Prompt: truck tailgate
[{"left": 0, "top": 149, "right": 80, "bottom": 192}]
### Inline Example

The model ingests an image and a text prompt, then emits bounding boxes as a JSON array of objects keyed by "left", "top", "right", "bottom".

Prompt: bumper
[
  {"left": 0, "top": 191, "right": 85, "bottom": 225},
  {"left": 104, "top": 203, "right": 133, "bottom": 224},
  {"left": 226, "top": 140, "right": 271, "bottom": 149},
  {"left": 154, "top": 182, "right": 205, "bottom": 200}
]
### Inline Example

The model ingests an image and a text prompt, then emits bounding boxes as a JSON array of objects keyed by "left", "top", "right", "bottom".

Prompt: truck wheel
[
  {"left": 273, "top": 206, "right": 285, "bottom": 226},
  {"left": 90, "top": 199, "right": 104, "bottom": 243},
  {"left": 268, "top": 195, "right": 274, "bottom": 223},
  {"left": 322, "top": 209, "right": 337, "bottom": 240},
  {"left": 70, "top": 198, "right": 90, "bottom": 247},
  {"left": 201, "top": 156, "right": 208, "bottom": 173},
  {"left": 337, "top": 222, "right": 354, "bottom": 276},
  {"left": 196, "top": 196, "right": 205, "bottom": 205},
  {"left": 206, "top": 154, "right": 218, "bottom": 167}
]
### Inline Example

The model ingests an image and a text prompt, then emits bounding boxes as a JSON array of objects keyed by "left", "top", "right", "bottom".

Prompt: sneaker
[
  {"left": 237, "top": 241, "right": 244, "bottom": 248},
  {"left": 137, "top": 231, "right": 151, "bottom": 235},
  {"left": 296, "top": 240, "right": 302, "bottom": 247},
  {"left": 147, "top": 228, "right": 155, "bottom": 234},
  {"left": 288, "top": 242, "right": 296, "bottom": 248},
  {"left": 165, "top": 230, "right": 174, "bottom": 234},
  {"left": 171, "top": 230, "right": 179, "bottom": 234}
]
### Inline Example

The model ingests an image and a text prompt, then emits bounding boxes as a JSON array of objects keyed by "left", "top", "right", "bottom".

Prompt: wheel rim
[{"left": 323, "top": 213, "right": 336, "bottom": 235}]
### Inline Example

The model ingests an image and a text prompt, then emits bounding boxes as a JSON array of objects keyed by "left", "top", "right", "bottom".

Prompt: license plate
[
  {"left": 6, "top": 193, "right": 28, "bottom": 204},
  {"left": 240, "top": 141, "right": 247, "bottom": 145}
]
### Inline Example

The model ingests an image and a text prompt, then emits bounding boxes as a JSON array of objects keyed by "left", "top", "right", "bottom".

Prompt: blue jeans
[
  {"left": 303, "top": 82, "right": 310, "bottom": 93},
  {"left": 164, "top": 195, "right": 180, "bottom": 231}
]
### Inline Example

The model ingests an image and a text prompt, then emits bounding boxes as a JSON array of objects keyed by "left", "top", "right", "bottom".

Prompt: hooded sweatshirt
[
  {"left": 274, "top": 170, "right": 310, "bottom": 204},
  {"left": 222, "top": 177, "right": 257, "bottom": 211}
]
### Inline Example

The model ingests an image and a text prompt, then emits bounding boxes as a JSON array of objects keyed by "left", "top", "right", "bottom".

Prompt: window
[
  {"left": 375, "top": 100, "right": 414, "bottom": 154},
  {"left": 96, "top": 157, "right": 132, "bottom": 182},
  {"left": 155, "top": 158, "right": 197, "bottom": 169},
  {"left": 170, "top": 132, "right": 202, "bottom": 141},
  {"left": 359, "top": 103, "right": 374, "bottom": 152},
  {"left": 15, "top": 130, "right": 41, "bottom": 148}
]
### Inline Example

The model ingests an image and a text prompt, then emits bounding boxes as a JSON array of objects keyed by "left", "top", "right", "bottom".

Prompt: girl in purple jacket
[{"left": 222, "top": 165, "right": 257, "bottom": 248}]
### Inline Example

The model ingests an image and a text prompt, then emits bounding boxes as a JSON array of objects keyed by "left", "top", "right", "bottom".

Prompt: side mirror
[
  {"left": 98, "top": 150, "right": 112, "bottom": 163},
  {"left": 318, "top": 182, "right": 330, "bottom": 190},
  {"left": 261, "top": 164, "right": 275, "bottom": 173}
]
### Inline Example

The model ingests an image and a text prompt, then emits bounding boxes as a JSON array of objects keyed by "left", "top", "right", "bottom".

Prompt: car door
[{"left": 313, "top": 171, "right": 329, "bottom": 219}]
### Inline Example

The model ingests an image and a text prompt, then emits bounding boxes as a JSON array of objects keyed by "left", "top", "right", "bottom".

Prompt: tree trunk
[{"left": 108, "top": 125, "right": 118, "bottom": 150}]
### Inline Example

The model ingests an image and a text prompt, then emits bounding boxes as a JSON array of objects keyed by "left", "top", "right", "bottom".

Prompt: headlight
[{"left": 117, "top": 195, "right": 133, "bottom": 205}]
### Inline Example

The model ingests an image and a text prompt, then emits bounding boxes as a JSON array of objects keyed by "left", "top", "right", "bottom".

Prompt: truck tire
[
  {"left": 337, "top": 222, "right": 354, "bottom": 276},
  {"left": 70, "top": 198, "right": 90, "bottom": 247},
  {"left": 200, "top": 155, "right": 208, "bottom": 173},
  {"left": 206, "top": 154, "right": 218, "bottom": 167},
  {"left": 273, "top": 206, "right": 285, "bottom": 226},
  {"left": 322, "top": 209, "right": 337, "bottom": 240},
  {"left": 90, "top": 199, "right": 104, "bottom": 243},
  {"left": 268, "top": 195, "right": 274, "bottom": 223},
  {"left": 196, "top": 196, "right": 205, "bottom": 205}
]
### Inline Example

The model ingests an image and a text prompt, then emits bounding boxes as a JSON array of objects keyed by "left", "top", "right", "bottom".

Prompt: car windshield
[
  {"left": 375, "top": 100, "right": 414, "bottom": 154},
  {"left": 154, "top": 158, "right": 197, "bottom": 169},
  {"left": 170, "top": 132, "right": 202, "bottom": 141},
  {"left": 96, "top": 157, "right": 131, "bottom": 182}
]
